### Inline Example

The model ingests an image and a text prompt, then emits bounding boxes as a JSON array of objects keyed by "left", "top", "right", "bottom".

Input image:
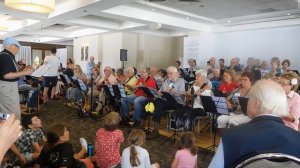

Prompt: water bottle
[{"left": 87, "top": 143, "right": 93, "bottom": 156}]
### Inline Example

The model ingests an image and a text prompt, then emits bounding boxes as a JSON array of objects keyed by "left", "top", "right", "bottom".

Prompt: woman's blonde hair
[
  {"left": 280, "top": 72, "right": 299, "bottom": 91},
  {"left": 128, "top": 129, "right": 146, "bottom": 167}
]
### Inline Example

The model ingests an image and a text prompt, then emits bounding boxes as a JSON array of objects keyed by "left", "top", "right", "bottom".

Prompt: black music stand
[
  {"left": 238, "top": 97, "right": 249, "bottom": 115},
  {"left": 161, "top": 91, "right": 183, "bottom": 144},
  {"left": 96, "top": 85, "right": 114, "bottom": 119},
  {"left": 200, "top": 96, "right": 219, "bottom": 153}
]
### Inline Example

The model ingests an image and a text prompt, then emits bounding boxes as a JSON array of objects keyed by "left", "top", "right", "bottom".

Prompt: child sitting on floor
[
  {"left": 10, "top": 115, "right": 47, "bottom": 164},
  {"left": 121, "top": 129, "right": 160, "bottom": 168},
  {"left": 171, "top": 132, "right": 198, "bottom": 168},
  {"left": 34, "top": 124, "right": 93, "bottom": 168},
  {"left": 93, "top": 112, "right": 124, "bottom": 168}
]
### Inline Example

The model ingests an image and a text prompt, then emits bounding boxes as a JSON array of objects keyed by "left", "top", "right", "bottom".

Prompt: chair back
[{"left": 236, "top": 153, "right": 300, "bottom": 168}]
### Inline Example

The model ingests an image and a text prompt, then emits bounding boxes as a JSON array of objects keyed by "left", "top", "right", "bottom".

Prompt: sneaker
[{"left": 79, "top": 138, "right": 88, "bottom": 153}]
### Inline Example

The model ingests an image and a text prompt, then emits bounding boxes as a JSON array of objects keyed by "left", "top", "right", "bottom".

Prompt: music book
[{"left": 212, "top": 96, "right": 229, "bottom": 115}]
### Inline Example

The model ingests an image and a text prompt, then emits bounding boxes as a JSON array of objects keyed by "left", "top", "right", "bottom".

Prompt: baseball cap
[{"left": 3, "top": 37, "right": 21, "bottom": 48}]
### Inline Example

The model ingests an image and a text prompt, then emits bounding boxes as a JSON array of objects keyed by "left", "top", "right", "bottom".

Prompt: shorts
[{"left": 43, "top": 76, "right": 58, "bottom": 87}]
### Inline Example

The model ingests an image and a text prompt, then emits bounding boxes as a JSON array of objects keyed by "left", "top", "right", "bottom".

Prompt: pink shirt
[
  {"left": 284, "top": 91, "right": 300, "bottom": 131},
  {"left": 175, "top": 149, "right": 197, "bottom": 168},
  {"left": 95, "top": 128, "right": 124, "bottom": 168}
]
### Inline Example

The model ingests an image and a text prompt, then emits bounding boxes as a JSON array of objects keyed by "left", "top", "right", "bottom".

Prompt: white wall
[
  {"left": 73, "top": 32, "right": 183, "bottom": 73},
  {"left": 186, "top": 26, "right": 300, "bottom": 70}
]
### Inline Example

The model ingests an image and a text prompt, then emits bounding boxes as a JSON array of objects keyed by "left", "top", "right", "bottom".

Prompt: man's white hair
[
  {"left": 167, "top": 66, "right": 178, "bottom": 73},
  {"left": 195, "top": 69, "right": 207, "bottom": 79},
  {"left": 249, "top": 79, "right": 288, "bottom": 117}
]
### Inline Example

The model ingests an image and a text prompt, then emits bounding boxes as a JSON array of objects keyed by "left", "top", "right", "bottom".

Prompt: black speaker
[{"left": 120, "top": 49, "right": 127, "bottom": 61}]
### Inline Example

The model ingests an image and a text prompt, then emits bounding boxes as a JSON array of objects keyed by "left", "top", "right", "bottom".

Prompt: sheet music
[
  {"left": 63, "top": 75, "right": 72, "bottom": 84},
  {"left": 118, "top": 84, "right": 126, "bottom": 98},
  {"left": 31, "top": 65, "right": 50, "bottom": 77},
  {"left": 212, "top": 96, "right": 228, "bottom": 115},
  {"left": 77, "top": 79, "right": 88, "bottom": 91},
  {"left": 108, "top": 85, "right": 115, "bottom": 96}
]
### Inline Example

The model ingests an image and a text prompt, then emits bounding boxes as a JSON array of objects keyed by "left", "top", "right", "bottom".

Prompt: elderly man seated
[
  {"left": 120, "top": 68, "right": 156, "bottom": 126},
  {"left": 209, "top": 79, "right": 300, "bottom": 168},
  {"left": 140, "top": 66, "right": 186, "bottom": 140}
]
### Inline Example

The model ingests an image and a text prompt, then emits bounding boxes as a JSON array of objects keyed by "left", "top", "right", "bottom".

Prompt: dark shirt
[
  {"left": 36, "top": 143, "right": 83, "bottom": 168},
  {"left": 0, "top": 49, "right": 19, "bottom": 81}
]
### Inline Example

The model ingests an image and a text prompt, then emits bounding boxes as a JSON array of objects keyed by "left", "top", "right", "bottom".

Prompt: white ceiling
[{"left": 0, "top": 0, "right": 299, "bottom": 45}]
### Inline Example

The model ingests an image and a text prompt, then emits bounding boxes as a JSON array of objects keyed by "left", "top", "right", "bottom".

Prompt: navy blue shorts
[{"left": 43, "top": 76, "right": 58, "bottom": 87}]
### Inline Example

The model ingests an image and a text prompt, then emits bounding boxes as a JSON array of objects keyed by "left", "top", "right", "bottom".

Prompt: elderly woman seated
[{"left": 217, "top": 72, "right": 255, "bottom": 129}]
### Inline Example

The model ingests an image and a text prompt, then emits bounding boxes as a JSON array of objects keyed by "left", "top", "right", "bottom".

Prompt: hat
[{"left": 3, "top": 37, "right": 21, "bottom": 48}]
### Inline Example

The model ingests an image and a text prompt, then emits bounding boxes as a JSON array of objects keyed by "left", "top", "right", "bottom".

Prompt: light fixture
[{"left": 5, "top": 0, "right": 55, "bottom": 13}]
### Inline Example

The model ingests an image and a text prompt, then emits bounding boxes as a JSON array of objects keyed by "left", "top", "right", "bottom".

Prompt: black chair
[{"left": 236, "top": 153, "right": 300, "bottom": 168}]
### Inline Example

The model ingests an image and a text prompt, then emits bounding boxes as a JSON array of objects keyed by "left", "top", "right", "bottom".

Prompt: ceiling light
[
  {"left": 287, "top": 13, "right": 291, "bottom": 16},
  {"left": 227, "top": 20, "right": 231, "bottom": 24},
  {"left": 186, "top": 17, "right": 190, "bottom": 20},
  {"left": 5, "top": 0, "right": 55, "bottom": 13},
  {"left": 151, "top": 8, "right": 156, "bottom": 11}
]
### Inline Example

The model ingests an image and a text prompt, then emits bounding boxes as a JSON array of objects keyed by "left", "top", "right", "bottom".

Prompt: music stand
[
  {"left": 238, "top": 97, "right": 249, "bottom": 115},
  {"left": 161, "top": 91, "right": 183, "bottom": 144},
  {"left": 139, "top": 87, "right": 160, "bottom": 99},
  {"left": 200, "top": 96, "right": 220, "bottom": 152}
]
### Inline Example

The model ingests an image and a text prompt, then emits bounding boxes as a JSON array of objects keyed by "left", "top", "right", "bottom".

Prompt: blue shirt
[{"left": 86, "top": 61, "right": 95, "bottom": 76}]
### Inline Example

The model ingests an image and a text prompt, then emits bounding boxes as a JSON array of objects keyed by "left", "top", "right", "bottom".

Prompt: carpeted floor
[{"left": 37, "top": 99, "right": 214, "bottom": 168}]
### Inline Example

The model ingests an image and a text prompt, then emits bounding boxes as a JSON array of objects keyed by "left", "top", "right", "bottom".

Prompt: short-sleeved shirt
[
  {"left": 36, "top": 143, "right": 83, "bottom": 168},
  {"left": 95, "top": 128, "right": 124, "bottom": 168},
  {"left": 15, "top": 128, "right": 45, "bottom": 154},
  {"left": 135, "top": 77, "right": 156, "bottom": 97},
  {"left": 27, "top": 88, "right": 39, "bottom": 108},
  {"left": 121, "top": 146, "right": 151, "bottom": 168},
  {"left": 0, "top": 49, "right": 19, "bottom": 81},
  {"left": 219, "top": 81, "right": 238, "bottom": 97},
  {"left": 43, "top": 55, "right": 60, "bottom": 76},
  {"left": 175, "top": 149, "right": 197, "bottom": 168}
]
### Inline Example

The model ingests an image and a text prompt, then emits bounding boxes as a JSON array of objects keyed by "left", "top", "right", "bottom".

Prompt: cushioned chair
[{"left": 236, "top": 153, "right": 300, "bottom": 168}]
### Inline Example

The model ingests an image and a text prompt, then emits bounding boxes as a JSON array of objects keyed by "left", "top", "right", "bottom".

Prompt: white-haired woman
[
  {"left": 182, "top": 69, "right": 213, "bottom": 130},
  {"left": 279, "top": 72, "right": 300, "bottom": 131}
]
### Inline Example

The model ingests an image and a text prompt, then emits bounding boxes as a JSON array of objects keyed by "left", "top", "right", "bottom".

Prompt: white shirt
[
  {"left": 121, "top": 146, "right": 151, "bottom": 168},
  {"left": 43, "top": 55, "right": 60, "bottom": 76}
]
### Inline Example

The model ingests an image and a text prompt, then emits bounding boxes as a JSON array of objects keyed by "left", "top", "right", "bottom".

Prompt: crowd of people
[{"left": 0, "top": 37, "right": 300, "bottom": 167}]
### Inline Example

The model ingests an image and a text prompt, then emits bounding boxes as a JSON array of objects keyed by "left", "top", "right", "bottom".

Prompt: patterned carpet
[{"left": 37, "top": 99, "right": 214, "bottom": 168}]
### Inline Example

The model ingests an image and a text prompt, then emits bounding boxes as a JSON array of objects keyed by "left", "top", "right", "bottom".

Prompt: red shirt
[
  {"left": 95, "top": 128, "right": 124, "bottom": 168},
  {"left": 219, "top": 81, "right": 238, "bottom": 96},
  {"left": 135, "top": 76, "right": 157, "bottom": 96}
]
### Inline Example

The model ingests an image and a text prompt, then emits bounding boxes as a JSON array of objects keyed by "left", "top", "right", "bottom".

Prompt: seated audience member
[
  {"left": 150, "top": 66, "right": 164, "bottom": 90},
  {"left": 207, "top": 57, "right": 217, "bottom": 78},
  {"left": 0, "top": 114, "right": 22, "bottom": 164},
  {"left": 243, "top": 57, "right": 256, "bottom": 73},
  {"left": 140, "top": 66, "right": 186, "bottom": 140},
  {"left": 209, "top": 79, "right": 300, "bottom": 168},
  {"left": 171, "top": 132, "right": 198, "bottom": 168},
  {"left": 26, "top": 81, "right": 39, "bottom": 113},
  {"left": 93, "top": 112, "right": 124, "bottom": 168},
  {"left": 186, "top": 58, "right": 200, "bottom": 83},
  {"left": 270, "top": 57, "right": 282, "bottom": 76},
  {"left": 174, "top": 60, "right": 181, "bottom": 69},
  {"left": 66, "top": 65, "right": 87, "bottom": 103},
  {"left": 120, "top": 68, "right": 156, "bottom": 126},
  {"left": 183, "top": 69, "right": 212, "bottom": 130},
  {"left": 279, "top": 72, "right": 300, "bottom": 131},
  {"left": 210, "top": 68, "right": 222, "bottom": 90},
  {"left": 227, "top": 57, "right": 241, "bottom": 72},
  {"left": 217, "top": 72, "right": 255, "bottom": 129},
  {"left": 122, "top": 67, "right": 138, "bottom": 96},
  {"left": 262, "top": 72, "right": 275, "bottom": 81},
  {"left": 219, "top": 58, "right": 227, "bottom": 76},
  {"left": 66, "top": 58, "right": 74, "bottom": 70},
  {"left": 260, "top": 60, "right": 270, "bottom": 77},
  {"left": 116, "top": 68, "right": 126, "bottom": 83},
  {"left": 34, "top": 125, "right": 92, "bottom": 168},
  {"left": 17, "top": 60, "right": 32, "bottom": 92},
  {"left": 95, "top": 66, "right": 117, "bottom": 85},
  {"left": 218, "top": 69, "right": 238, "bottom": 97},
  {"left": 87, "top": 67, "right": 101, "bottom": 105},
  {"left": 11, "top": 115, "right": 47, "bottom": 164},
  {"left": 254, "top": 58, "right": 261, "bottom": 70},
  {"left": 121, "top": 129, "right": 160, "bottom": 168},
  {"left": 281, "top": 59, "right": 291, "bottom": 73}
]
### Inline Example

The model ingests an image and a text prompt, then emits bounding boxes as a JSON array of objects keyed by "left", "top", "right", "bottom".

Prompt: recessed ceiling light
[
  {"left": 186, "top": 17, "right": 190, "bottom": 20},
  {"left": 151, "top": 8, "right": 155, "bottom": 11},
  {"left": 227, "top": 20, "right": 231, "bottom": 24},
  {"left": 287, "top": 13, "right": 290, "bottom": 15}
]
